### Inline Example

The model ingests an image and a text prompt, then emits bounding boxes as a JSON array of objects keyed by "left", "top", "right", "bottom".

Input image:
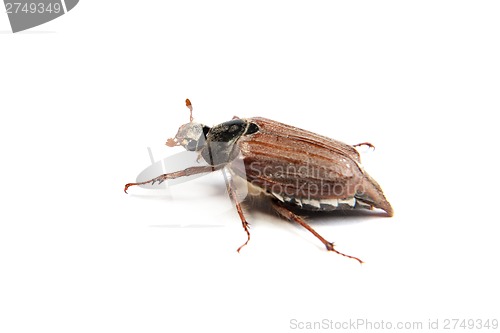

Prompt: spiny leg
[
  {"left": 272, "top": 201, "right": 363, "bottom": 264},
  {"left": 124, "top": 165, "right": 223, "bottom": 193},
  {"left": 222, "top": 170, "right": 250, "bottom": 252}
]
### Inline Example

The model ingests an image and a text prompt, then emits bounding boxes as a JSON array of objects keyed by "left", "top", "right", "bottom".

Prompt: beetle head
[
  {"left": 165, "top": 99, "right": 211, "bottom": 152},
  {"left": 167, "top": 122, "right": 211, "bottom": 151}
]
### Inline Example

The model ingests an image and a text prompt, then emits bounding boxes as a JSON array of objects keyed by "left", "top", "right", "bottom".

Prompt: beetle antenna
[
  {"left": 186, "top": 98, "right": 193, "bottom": 122},
  {"left": 165, "top": 99, "right": 193, "bottom": 147}
]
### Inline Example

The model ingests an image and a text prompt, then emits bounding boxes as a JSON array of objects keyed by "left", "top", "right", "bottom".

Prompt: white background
[{"left": 1, "top": 1, "right": 499, "bottom": 332}]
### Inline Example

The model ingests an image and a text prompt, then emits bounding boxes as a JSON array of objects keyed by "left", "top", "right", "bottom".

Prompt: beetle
[{"left": 124, "top": 99, "right": 393, "bottom": 263}]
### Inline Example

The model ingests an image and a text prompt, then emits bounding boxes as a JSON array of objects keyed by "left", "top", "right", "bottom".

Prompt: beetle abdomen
[{"left": 270, "top": 192, "right": 360, "bottom": 211}]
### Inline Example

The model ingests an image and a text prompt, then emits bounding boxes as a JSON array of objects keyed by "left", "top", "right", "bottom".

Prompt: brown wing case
[{"left": 232, "top": 117, "right": 393, "bottom": 216}]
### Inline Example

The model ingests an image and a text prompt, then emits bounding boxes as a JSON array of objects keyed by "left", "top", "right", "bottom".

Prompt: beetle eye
[
  {"left": 186, "top": 139, "right": 199, "bottom": 151},
  {"left": 202, "top": 125, "right": 211, "bottom": 138},
  {"left": 246, "top": 122, "right": 259, "bottom": 135}
]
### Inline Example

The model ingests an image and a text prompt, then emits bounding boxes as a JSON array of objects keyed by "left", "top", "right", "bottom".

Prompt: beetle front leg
[
  {"left": 124, "top": 165, "right": 223, "bottom": 193},
  {"left": 271, "top": 201, "right": 363, "bottom": 264}
]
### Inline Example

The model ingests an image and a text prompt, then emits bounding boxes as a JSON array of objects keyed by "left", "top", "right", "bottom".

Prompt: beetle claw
[
  {"left": 325, "top": 242, "right": 335, "bottom": 251},
  {"left": 326, "top": 242, "right": 364, "bottom": 264},
  {"left": 353, "top": 142, "right": 375, "bottom": 151}
]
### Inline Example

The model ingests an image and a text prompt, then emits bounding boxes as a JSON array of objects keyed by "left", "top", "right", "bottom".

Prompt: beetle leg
[
  {"left": 223, "top": 172, "right": 251, "bottom": 252},
  {"left": 234, "top": 200, "right": 251, "bottom": 253},
  {"left": 124, "top": 165, "right": 223, "bottom": 193},
  {"left": 271, "top": 201, "right": 363, "bottom": 264},
  {"left": 353, "top": 142, "right": 375, "bottom": 150}
]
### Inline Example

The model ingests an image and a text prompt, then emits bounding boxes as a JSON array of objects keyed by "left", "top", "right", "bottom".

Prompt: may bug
[{"left": 125, "top": 99, "right": 393, "bottom": 263}]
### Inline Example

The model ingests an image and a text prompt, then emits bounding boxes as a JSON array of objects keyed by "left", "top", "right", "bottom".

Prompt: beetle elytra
[{"left": 125, "top": 99, "right": 393, "bottom": 263}]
